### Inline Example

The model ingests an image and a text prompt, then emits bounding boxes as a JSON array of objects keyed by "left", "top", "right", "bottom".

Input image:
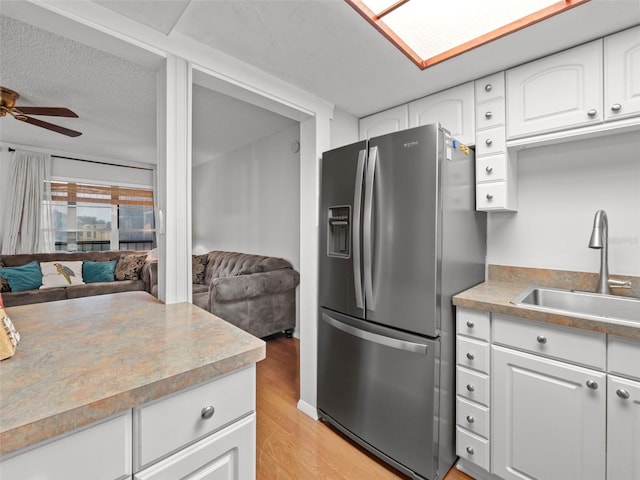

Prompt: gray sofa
[
  {"left": 0, "top": 251, "right": 155, "bottom": 307},
  {"left": 191, "top": 251, "right": 300, "bottom": 338}
]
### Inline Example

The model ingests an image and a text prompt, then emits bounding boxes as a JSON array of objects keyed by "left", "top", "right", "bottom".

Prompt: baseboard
[
  {"left": 456, "top": 458, "right": 498, "bottom": 480},
  {"left": 297, "top": 399, "right": 319, "bottom": 420}
]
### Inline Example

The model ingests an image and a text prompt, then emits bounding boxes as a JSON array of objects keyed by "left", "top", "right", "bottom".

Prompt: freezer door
[
  {"left": 318, "top": 309, "right": 438, "bottom": 479},
  {"left": 319, "top": 140, "right": 367, "bottom": 319},
  {"left": 365, "top": 124, "right": 441, "bottom": 336}
]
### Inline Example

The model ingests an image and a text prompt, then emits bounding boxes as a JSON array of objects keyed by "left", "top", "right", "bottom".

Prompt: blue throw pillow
[
  {"left": 83, "top": 260, "right": 117, "bottom": 283},
  {"left": 0, "top": 261, "right": 43, "bottom": 292}
]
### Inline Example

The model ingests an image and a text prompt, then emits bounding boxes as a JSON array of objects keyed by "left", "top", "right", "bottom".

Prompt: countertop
[
  {"left": 453, "top": 280, "right": 640, "bottom": 341},
  {"left": 0, "top": 291, "right": 266, "bottom": 456}
]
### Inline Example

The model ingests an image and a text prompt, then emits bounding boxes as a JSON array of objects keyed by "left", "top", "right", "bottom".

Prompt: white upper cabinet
[
  {"left": 359, "top": 104, "right": 409, "bottom": 140},
  {"left": 506, "top": 40, "right": 603, "bottom": 139},
  {"left": 605, "top": 25, "right": 640, "bottom": 121},
  {"left": 409, "top": 83, "right": 475, "bottom": 145}
]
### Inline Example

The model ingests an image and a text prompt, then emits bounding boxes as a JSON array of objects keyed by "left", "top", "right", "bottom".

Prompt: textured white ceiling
[{"left": 0, "top": 14, "right": 158, "bottom": 165}]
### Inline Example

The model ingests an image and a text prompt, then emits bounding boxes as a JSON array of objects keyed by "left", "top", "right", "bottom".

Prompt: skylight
[{"left": 346, "top": 0, "right": 589, "bottom": 69}]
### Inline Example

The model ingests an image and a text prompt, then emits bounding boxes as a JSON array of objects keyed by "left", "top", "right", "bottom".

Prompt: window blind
[{"left": 50, "top": 182, "right": 154, "bottom": 207}]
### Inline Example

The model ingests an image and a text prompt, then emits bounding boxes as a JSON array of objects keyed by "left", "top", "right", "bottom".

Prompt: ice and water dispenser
[{"left": 327, "top": 206, "right": 351, "bottom": 258}]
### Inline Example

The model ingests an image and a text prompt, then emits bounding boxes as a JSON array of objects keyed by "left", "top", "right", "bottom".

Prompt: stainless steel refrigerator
[{"left": 318, "top": 123, "right": 486, "bottom": 480}]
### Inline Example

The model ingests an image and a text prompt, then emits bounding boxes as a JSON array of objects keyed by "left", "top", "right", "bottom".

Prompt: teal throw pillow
[
  {"left": 83, "top": 260, "right": 117, "bottom": 283},
  {"left": 0, "top": 261, "right": 43, "bottom": 292}
]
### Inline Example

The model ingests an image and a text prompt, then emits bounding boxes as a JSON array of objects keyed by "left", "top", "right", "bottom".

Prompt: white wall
[
  {"left": 191, "top": 124, "right": 301, "bottom": 271},
  {"left": 487, "top": 130, "right": 640, "bottom": 276},
  {"left": 330, "top": 108, "right": 358, "bottom": 149}
]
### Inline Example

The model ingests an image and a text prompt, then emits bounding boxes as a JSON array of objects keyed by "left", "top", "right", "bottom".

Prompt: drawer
[
  {"left": 456, "top": 396, "right": 490, "bottom": 439},
  {"left": 134, "top": 366, "right": 255, "bottom": 470},
  {"left": 475, "top": 72, "right": 505, "bottom": 104},
  {"left": 476, "top": 154, "right": 507, "bottom": 183},
  {"left": 457, "top": 366, "right": 490, "bottom": 406},
  {"left": 457, "top": 336, "right": 490, "bottom": 374},
  {"left": 456, "top": 427, "right": 490, "bottom": 472},
  {"left": 608, "top": 335, "right": 640, "bottom": 381},
  {"left": 476, "top": 99, "right": 505, "bottom": 130},
  {"left": 0, "top": 412, "right": 131, "bottom": 480},
  {"left": 476, "top": 182, "right": 508, "bottom": 210},
  {"left": 492, "top": 314, "right": 606, "bottom": 369},
  {"left": 456, "top": 308, "right": 490, "bottom": 341},
  {"left": 135, "top": 414, "right": 255, "bottom": 480},
  {"left": 476, "top": 127, "right": 506, "bottom": 156}
]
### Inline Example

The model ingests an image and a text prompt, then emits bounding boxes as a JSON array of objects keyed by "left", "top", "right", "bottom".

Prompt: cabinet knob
[
  {"left": 616, "top": 389, "right": 630, "bottom": 399},
  {"left": 536, "top": 335, "right": 547, "bottom": 344},
  {"left": 466, "top": 320, "right": 475, "bottom": 328},
  {"left": 466, "top": 446, "right": 475, "bottom": 455},
  {"left": 587, "top": 109, "right": 598, "bottom": 117},
  {"left": 485, "top": 111, "right": 493, "bottom": 119},
  {"left": 466, "top": 384, "right": 475, "bottom": 392},
  {"left": 485, "top": 138, "right": 493, "bottom": 146},
  {"left": 466, "top": 415, "right": 475, "bottom": 424},
  {"left": 586, "top": 380, "right": 599, "bottom": 390},
  {"left": 486, "top": 194, "right": 494, "bottom": 200},
  {"left": 485, "top": 166, "right": 493, "bottom": 174},
  {"left": 484, "top": 84, "right": 492, "bottom": 92},
  {"left": 201, "top": 405, "right": 216, "bottom": 420},
  {"left": 611, "top": 103, "right": 622, "bottom": 112},
  {"left": 466, "top": 352, "right": 475, "bottom": 360}
]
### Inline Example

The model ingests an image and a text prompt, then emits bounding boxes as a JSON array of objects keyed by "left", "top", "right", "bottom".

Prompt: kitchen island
[{"left": 0, "top": 291, "right": 265, "bottom": 479}]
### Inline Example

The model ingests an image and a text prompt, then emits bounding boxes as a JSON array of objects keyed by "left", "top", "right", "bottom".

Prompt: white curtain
[{"left": 1, "top": 149, "right": 53, "bottom": 254}]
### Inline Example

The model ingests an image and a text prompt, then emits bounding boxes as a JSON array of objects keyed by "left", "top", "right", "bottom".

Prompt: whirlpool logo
[{"left": 403, "top": 141, "right": 419, "bottom": 148}]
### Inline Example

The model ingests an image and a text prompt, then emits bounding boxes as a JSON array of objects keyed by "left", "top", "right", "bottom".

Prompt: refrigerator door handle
[
  {"left": 322, "top": 313, "right": 428, "bottom": 354},
  {"left": 363, "top": 145, "right": 377, "bottom": 310},
  {"left": 353, "top": 149, "right": 366, "bottom": 309}
]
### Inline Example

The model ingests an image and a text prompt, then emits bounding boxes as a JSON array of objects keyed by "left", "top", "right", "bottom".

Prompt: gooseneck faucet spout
[{"left": 588, "top": 210, "right": 610, "bottom": 294}]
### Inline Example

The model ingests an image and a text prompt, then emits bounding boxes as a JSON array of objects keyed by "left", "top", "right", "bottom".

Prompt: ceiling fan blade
[
  {"left": 20, "top": 116, "right": 83, "bottom": 137},
  {"left": 16, "top": 106, "right": 78, "bottom": 117}
]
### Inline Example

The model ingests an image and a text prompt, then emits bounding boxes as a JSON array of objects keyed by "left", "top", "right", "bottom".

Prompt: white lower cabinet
[
  {"left": 0, "top": 412, "right": 132, "bottom": 480},
  {"left": 134, "top": 413, "right": 255, "bottom": 480},
  {"left": 607, "top": 374, "right": 640, "bottom": 480},
  {"left": 492, "top": 345, "right": 606, "bottom": 480}
]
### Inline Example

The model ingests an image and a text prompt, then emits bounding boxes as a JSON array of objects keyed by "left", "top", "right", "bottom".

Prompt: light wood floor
[{"left": 256, "top": 335, "right": 473, "bottom": 480}]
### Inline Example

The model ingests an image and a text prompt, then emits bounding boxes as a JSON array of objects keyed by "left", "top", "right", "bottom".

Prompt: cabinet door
[
  {"left": 605, "top": 25, "right": 640, "bottom": 121},
  {"left": 608, "top": 375, "right": 640, "bottom": 480},
  {"left": 492, "top": 346, "right": 605, "bottom": 480},
  {"left": 135, "top": 414, "right": 255, "bottom": 480},
  {"left": 359, "top": 104, "right": 408, "bottom": 140},
  {"left": 506, "top": 40, "right": 603, "bottom": 138},
  {"left": 408, "top": 83, "right": 475, "bottom": 145}
]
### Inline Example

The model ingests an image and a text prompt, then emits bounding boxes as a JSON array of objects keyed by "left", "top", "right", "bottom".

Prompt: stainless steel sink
[{"left": 511, "top": 286, "right": 640, "bottom": 324}]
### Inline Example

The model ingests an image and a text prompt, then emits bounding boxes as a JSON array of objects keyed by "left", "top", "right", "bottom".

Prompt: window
[
  {"left": 48, "top": 181, "right": 155, "bottom": 252},
  {"left": 346, "top": 0, "right": 589, "bottom": 69}
]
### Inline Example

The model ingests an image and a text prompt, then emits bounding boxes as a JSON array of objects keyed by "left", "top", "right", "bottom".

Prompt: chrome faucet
[{"left": 588, "top": 210, "right": 631, "bottom": 294}]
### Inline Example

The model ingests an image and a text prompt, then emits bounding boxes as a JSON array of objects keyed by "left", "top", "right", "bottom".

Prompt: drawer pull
[
  {"left": 486, "top": 194, "right": 494, "bottom": 200},
  {"left": 616, "top": 389, "right": 630, "bottom": 399},
  {"left": 536, "top": 335, "right": 547, "bottom": 344},
  {"left": 466, "top": 352, "right": 475, "bottom": 360},
  {"left": 201, "top": 405, "right": 216, "bottom": 420},
  {"left": 466, "top": 446, "right": 475, "bottom": 455},
  {"left": 485, "top": 138, "right": 493, "bottom": 146},
  {"left": 466, "top": 384, "right": 475, "bottom": 392},
  {"left": 611, "top": 103, "right": 622, "bottom": 112},
  {"left": 587, "top": 109, "right": 598, "bottom": 117},
  {"left": 484, "top": 84, "right": 492, "bottom": 92},
  {"left": 466, "top": 415, "right": 475, "bottom": 424},
  {"left": 466, "top": 320, "right": 475, "bottom": 328},
  {"left": 586, "top": 380, "right": 599, "bottom": 390},
  {"left": 485, "top": 111, "right": 493, "bottom": 119},
  {"left": 485, "top": 166, "right": 493, "bottom": 174}
]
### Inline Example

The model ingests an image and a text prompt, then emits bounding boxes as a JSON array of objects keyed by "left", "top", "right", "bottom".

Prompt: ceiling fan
[{"left": 0, "top": 86, "right": 82, "bottom": 137}]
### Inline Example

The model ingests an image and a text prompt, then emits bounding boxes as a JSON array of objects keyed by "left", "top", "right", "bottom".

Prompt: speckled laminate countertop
[
  {"left": 0, "top": 291, "right": 266, "bottom": 456},
  {"left": 453, "top": 265, "right": 640, "bottom": 341}
]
